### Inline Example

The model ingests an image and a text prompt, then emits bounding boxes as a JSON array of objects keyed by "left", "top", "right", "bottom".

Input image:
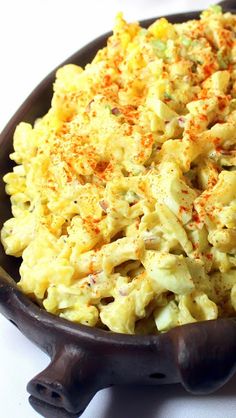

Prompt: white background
[{"left": 1, "top": 1, "right": 236, "bottom": 417}]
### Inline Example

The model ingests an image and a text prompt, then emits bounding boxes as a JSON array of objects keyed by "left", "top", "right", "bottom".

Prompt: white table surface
[{"left": 1, "top": 1, "right": 236, "bottom": 417}]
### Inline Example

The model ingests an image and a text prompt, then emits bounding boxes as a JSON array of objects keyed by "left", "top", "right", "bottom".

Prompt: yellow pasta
[{"left": 1, "top": 5, "right": 236, "bottom": 334}]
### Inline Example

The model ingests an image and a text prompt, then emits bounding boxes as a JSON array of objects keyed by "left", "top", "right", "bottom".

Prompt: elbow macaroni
[{"left": 2, "top": 5, "right": 236, "bottom": 334}]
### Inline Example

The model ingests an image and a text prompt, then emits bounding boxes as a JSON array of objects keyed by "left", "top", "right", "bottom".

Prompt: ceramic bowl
[{"left": 0, "top": 1, "right": 236, "bottom": 417}]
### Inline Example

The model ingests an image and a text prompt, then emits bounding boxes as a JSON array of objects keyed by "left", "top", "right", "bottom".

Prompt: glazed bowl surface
[{"left": 1, "top": 2, "right": 236, "bottom": 417}]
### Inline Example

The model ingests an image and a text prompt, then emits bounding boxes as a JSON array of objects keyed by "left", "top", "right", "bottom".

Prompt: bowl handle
[
  {"left": 218, "top": 0, "right": 236, "bottom": 10},
  {"left": 27, "top": 344, "right": 105, "bottom": 417},
  {"left": 172, "top": 319, "right": 236, "bottom": 394}
]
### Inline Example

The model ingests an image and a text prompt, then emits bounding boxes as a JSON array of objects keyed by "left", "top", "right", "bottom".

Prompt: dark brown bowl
[{"left": 1, "top": 2, "right": 236, "bottom": 417}]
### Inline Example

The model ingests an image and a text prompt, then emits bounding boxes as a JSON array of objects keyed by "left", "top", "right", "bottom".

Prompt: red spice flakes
[
  {"left": 103, "top": 74, "right": 112, "bottom": 87},
  {"left": 198, "top": 90, "right": 209, "bottom": 101},
  {"left": 206, "top": 253, "right": 213, "bottom": 260},
  {"left": 63, "top": 164, "right": 74, "bottom": 183},
  {"left": 213, "top": 137, "right": 221, "bottom": 147},
  {"left": 198, "top": 113, "right": 208, "bottom": 121},
  {"left": 218, "top": 29, "right": 234, "bottom": 48},
  {"left": 59, "top": 124, "right": 69, "bottom": 135},
  {"left": 124, "top": 125, "right": 133, "bottom": 136},
  {"left": 162, "top": 71, "right": 168, "bottom": 79},
  {"left": 203, "top": 63, "right": 215, "bottom": 78},
  {"left": 47, "top": 185, "right": 56, "bottom": 191},
  {"left": 218, "top": 97, "right": 228, "bottom": 111},
  {"left": 141, "top": 133, "right": 154, "bottom": 148},
  {"left": 93, "top": 225, "right": 100, "bottom": 234},
  {"left": 179, "top": 205, "right": 189, "bottom": 213},
  {"left": 84, "top": 216, "right": 101, "bottom": 234},
  {"left": 192, "top": 212, "right": 201, "bottom": 223},
  {"left": 208, "top": 212, "right": 216, "bottom": 222},
  {"left": 88, "top": 260, "right": 95, "bottom": 275},
  {"left": 94, "top": 245, "right": 102, "bottom": 253},
  {"left": 95, "top": 161, "right": 114, "bottom": 180},
  {"left": 121, "top": 104, "right": 138, "bottom": 116},
  {"left": 96, "top": 161, "right": 109, "bottom": 173},
  {"left": 181, "top": 190, "right": 189, "bottom": 194},
  {"left": 113, "top": 55, "right": 122, "bottom": 69},
  {"left": 201, "top": 191, "right": 211, "bottom": 201},
  {"left": 202, "top": 103, "right": 209, "bottom": 111},
  {"left": 64, "top": 116, "right": 73, "bottom": 123},
  {"left": 208, "top": 177, "right": 217, "bottom": 187},
  {"left": 138, "top": 184, "right": 145, "bottom": 193}
]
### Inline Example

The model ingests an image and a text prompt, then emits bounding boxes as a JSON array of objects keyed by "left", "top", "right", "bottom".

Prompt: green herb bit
[
  {"left": 105, "top": 104, "right": 112, "bottom": 112},
  {"left": 210, "top": 4, "right": 222, "bottom": 14},
  {"left": 217, "top": 51, "right": 228, "bottom": 70},
  {"left": 181, "top": 36, "right": 192, "bottom": 47},
  {"left": 151, "top": 39, "right": 166, "bottom": 54},
  {"left": 191, "top": 40, "right": 200, "bottom": 48},
  {"left": 139, "top": 28, "right": 148, "bottom": 36}
]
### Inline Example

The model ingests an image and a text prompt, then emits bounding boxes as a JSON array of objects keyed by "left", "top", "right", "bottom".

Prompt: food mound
[{"left": 2, "top": 6, "right": 236, "bottom": 334}]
